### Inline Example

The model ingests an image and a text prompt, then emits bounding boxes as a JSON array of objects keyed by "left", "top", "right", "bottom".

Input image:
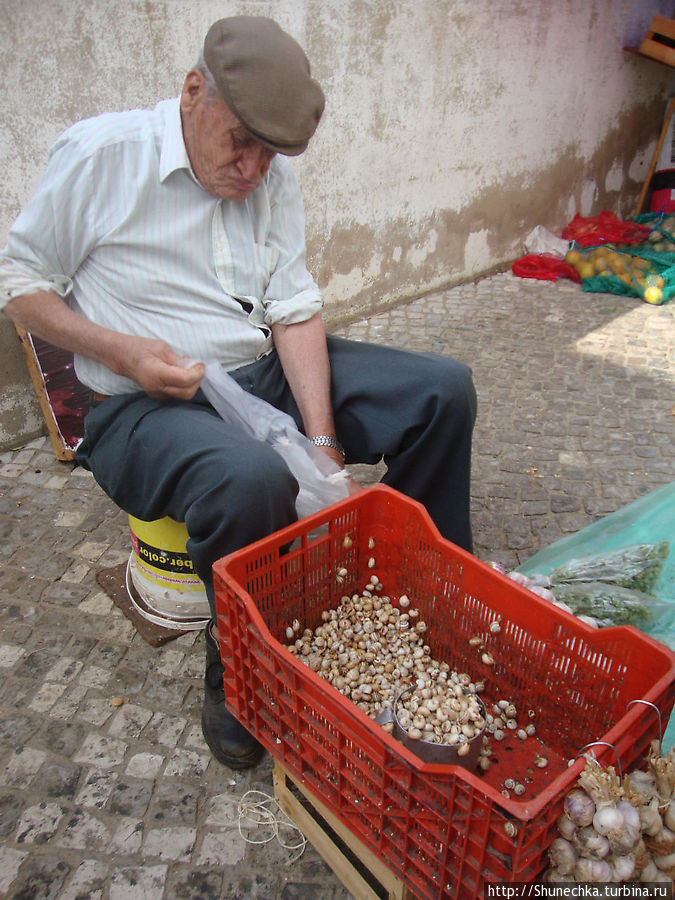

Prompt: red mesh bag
[
  {"left": 561, "top": 211, "right": 651, "bottom": 247},
  {"left": 511, "top": 253, "right": 581, "bottom": 283}
]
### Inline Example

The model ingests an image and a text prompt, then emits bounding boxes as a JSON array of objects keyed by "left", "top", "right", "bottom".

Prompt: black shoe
[{"left": 201, "top": 623, "right": 265, "bottom": 769}]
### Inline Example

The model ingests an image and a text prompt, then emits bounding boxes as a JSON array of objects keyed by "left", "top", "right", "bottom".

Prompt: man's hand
[
  {"left": 313, "top": 444, "right": 365, "bottom": 495},
  {"left": 118, "top": 337, "right": 205, "bottom": 400},
  {"left": 316, "top": 445, "right": 346, "bottom": 470}
]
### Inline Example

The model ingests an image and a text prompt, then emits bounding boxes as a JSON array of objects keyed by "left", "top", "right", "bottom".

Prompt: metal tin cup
[{"left": 377, "top": 686, "right": 486, "bottom": 769}]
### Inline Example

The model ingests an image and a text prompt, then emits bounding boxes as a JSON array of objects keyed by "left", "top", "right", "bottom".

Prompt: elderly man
[{"left": 0, "top": 17, "right": 476, "bottom": 769}]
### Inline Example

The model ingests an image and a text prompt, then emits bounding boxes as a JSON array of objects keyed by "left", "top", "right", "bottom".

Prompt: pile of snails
[
  {"left": 283, "top": 549, "right": 530, "bottom": 766},
  {"left": 283, "top": 576, "right": 484, "bottom": 749},
  {"left": 395, "top": 678, "right": 485, "bottom": 750},
  {"left": 544, "top": 742, "right": 675, "bottom": 884}
]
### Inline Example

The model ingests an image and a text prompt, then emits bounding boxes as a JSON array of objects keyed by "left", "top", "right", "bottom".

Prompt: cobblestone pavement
[{"left": 0, "top": 272, "right": 673, "bottom": 899}]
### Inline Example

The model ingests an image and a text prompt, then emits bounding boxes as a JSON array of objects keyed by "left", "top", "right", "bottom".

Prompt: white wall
[{"left": 1, "top": 0, "right": 674, "bottom": 447}]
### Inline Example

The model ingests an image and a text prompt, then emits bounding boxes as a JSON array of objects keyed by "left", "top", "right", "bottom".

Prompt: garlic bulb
[
  {"left": 608, "top": 824, "right": 641, "bottom": 858},
  {"left": 646, "top": 825, "right": 675, "bottom": 857},
  {"left": 548, "top": 837, "right": 577, "bottom": 875},
  {"left": 576, "top": 615, "right": 598, "bottom": 628},
  {"left": 506, "top": 571, "right": 530, "bottom": 586},
  {"left": 632, "top": 837, "right": 650, "bottom": 872},
  {"left": 556, "top": 812, "right": 576, "bottom": 841},
  {"left": 645, "top": 740, "right": 675, "bottom": 801},
  {"left": 592, "top": 802, "right": 624, "bottom": 836},
  {"left": 639, "top": 797, "right": 662, "bottom": 837},
  {"left": 654, "top": 850, "right": 675, "bottom": 869},
  {"left": 610, "top": 854, "right": 635, "bottom": 882},
  {"left": 574, "top": 857, "right": 612, "bottom": 882},
  {"left": 543, "top": 868, "right": 575, "bottom": 883},
  {"left": 626, "top": 769, "right": 657, "bottom": 800},
  {"left": 564, "top": 789, "right": 595, "bottom": 827},
  {"left": 616, "top": 799, "right": 641, "bottom": 833},
  {"left": 605, "top": 800, "right": 641, "bottom": 856},
  {"left": 572, "top": 826, "right": 610, "bottom": 860},
  {"left": 665, "top": 799, "right": 675, "bottom": 833},
  {"left": 551, "top": 599, "right": 574, "bottom": 614},
  {"left": 577, "top": 760, "right": 643, "bottom": 856},
  {"left": 639, "top": 858, "right": 659, "bottom": 882}
]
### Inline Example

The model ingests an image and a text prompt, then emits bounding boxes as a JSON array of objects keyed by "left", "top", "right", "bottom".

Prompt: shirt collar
[
  {"left": 157, "top": 95, "right": 275, "bottom": 193},
  {"left": 159, "top": 97, "right": 197, "bottom": 184}
]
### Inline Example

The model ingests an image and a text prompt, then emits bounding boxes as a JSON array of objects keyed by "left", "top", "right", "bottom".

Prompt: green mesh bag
[
  {"left": 581, "top": 263, "right": 675, "bottom": 303},
  {"left": 574, "top": 215, "right": 675, "bottom": 304}
]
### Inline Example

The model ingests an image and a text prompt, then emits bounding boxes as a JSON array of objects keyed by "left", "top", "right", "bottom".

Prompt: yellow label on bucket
[
  {"left": 128, "top": 515, "right": 203, "bottom": 591},
  {"left": 126, "top": 514, "right": 210, "bottom": 626}
]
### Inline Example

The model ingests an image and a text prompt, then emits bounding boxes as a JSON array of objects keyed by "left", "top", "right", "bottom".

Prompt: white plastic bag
[
  {"left": 200, "top": 360, "right": 351, "bottom": 518},
  {"left": 523, "top": 225, "right": 570, "bottom": 257}
]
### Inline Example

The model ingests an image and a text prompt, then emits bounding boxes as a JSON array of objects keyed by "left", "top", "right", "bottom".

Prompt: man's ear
[{"left": 180, "top": 70, "right": 203, "bottom": 113}]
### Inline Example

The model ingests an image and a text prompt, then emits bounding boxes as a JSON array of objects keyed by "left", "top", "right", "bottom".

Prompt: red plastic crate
[{"left": 213, "top": 485, "right": 675, "bottom": 900}]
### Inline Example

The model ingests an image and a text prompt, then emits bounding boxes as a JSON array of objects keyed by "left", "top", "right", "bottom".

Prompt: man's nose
[{"left": 238, "top": 144, "right": 275, "bottom": 181}]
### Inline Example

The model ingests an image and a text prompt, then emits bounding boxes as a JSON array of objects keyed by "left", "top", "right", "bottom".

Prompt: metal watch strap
[{"left": 310, "top": 435, "right": 345, "bottom": 457}]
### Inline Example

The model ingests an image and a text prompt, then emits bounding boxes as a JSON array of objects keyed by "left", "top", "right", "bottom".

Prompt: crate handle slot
[
  {"left": 575, "top": 741, "right": 622, "bottom": 779},
  {"left": 627, "top": 699, "right": 663, "bottom": 752}
]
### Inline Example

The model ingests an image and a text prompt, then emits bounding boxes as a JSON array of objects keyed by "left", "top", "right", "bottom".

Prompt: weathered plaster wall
[
  {"left": 0, "top": 325, "right": 43, "bottom": 449},
  {"left": 302, "top": 0, "right": 675, "bottom": 323},
  {"left": 1, "top": 0, "right": 674, "bottom": 449}
]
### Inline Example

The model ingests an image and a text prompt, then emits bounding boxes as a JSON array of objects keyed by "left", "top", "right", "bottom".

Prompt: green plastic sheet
[{"left": 517, "top": 482, "right": 675, "bottom": 746}]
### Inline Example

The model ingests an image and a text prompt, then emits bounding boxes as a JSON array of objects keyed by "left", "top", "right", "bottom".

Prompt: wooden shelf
[
  {"left": 626, "top": 17, "right": 675, "bottom": 215},
  {"left": 625, "top": 15, "right": 675, "bottom": 70}
]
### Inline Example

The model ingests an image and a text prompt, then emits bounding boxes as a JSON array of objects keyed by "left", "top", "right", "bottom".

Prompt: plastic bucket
[{"left": 127, "top": 515, "right": 210, "bottom": 629}]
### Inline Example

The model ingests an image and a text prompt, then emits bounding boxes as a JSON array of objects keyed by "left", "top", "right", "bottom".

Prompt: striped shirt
[{"left": 0, "top": 98, "right": 323, "bottom": 394}]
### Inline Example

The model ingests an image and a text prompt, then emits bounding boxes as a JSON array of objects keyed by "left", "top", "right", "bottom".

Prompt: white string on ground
[{"left": 235, "top": 790, "right": 307, "bottom": 861}]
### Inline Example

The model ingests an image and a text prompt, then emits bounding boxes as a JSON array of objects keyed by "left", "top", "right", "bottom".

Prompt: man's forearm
[
  {"left": 4, "top": 289, "right": 129, "bottom": 371},
  {"left": 271, "top": 313, "right": 337, "bottom": 440}
]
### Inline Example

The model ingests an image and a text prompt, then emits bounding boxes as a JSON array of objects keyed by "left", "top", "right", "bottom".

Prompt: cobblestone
[{"left": 0, "top": 272, "right": 673, "bottom": 898}]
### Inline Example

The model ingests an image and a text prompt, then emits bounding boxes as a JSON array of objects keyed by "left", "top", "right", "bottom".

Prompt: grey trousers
[{"left": 76, "top": 336, "right": 477, "bottom": 618}]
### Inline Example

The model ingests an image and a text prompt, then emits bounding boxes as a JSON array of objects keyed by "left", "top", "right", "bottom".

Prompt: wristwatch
[{"left": 310, "top": 435, "right": 345, "bottom": 458}]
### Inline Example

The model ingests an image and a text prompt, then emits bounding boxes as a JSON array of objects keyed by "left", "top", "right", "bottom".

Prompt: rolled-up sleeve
[
  {"left": 262, "top": 160, "right": 323, "bottom": 326},
  {"left": 0, "top": 128, "right": 96, "bottom": 311}
]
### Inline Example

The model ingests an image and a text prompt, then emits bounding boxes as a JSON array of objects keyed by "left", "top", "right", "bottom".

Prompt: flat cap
[{"left": 203, "top": 16, "right": 325, "bottom": 156}]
